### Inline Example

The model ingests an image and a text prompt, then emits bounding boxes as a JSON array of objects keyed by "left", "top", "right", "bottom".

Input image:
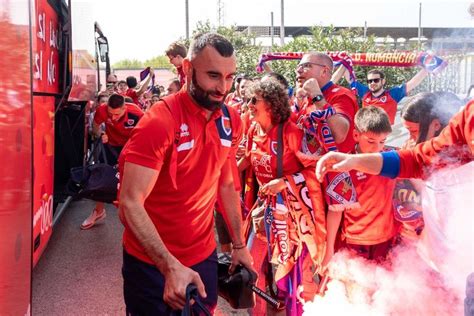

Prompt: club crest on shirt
[
  {"left": 270, "top": 141, "right": 278, "bottom": 155},
  {"left": 221, "top": 116, "right": 232, "bottom": 136},
  {"left": 326, "top": 172, "right": 357, "bottom": 204},
  {"left": 379, "top": 96, "right": 387, "bottom": 103}
]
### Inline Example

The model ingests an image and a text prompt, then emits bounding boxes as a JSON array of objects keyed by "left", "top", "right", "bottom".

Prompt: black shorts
[{"left": 122, "top": 249, "right": 218, "bottom": 315}]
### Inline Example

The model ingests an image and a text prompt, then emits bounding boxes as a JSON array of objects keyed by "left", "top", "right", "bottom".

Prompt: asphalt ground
[{"left": 32, "top": 199, "right": 249, "bottom": 315}]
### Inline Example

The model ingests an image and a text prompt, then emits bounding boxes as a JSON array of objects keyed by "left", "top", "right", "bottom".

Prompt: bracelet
[{"left": 232, "top": 243, "right": 246, "bottom": 250}]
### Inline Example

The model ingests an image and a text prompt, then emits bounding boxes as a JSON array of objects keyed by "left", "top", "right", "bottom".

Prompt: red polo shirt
[
  {"left": 246, "top": 121, "right": 305, "bottom": 184},
  {"left": 120, "top": 90, "right": 242, "bottom": 267},
  {"left": 94, "top": 103, "right": 143, "bottom": 146},
  {"left": 344, "top": 165, "right": 400, "bottom": 245},
  {"left": 125, "top": 88, "right": 143, "bottom": 107},
  {"left": 322, "top": 82, "right": 359, "bottom": 153}
]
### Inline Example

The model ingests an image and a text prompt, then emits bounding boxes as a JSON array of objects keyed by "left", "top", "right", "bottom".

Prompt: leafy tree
[
  {"left": 268, "top": 25, "right": 419, "bottom": 88},
  {"left": 112, "top": 59, "right": 143, "bottom": 69},
  {"left": 189, "top": 21, "right": 263, "bottom": 78},
  {"left": 143, "top": 55, "right": 173, "bottom": 70}
]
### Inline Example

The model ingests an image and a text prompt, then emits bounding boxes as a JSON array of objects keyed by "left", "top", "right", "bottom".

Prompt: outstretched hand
[{"left": 315, "top": 152, "right": 354, "bottom": 182}]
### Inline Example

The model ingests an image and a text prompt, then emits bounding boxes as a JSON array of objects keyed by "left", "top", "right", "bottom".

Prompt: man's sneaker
[{"left": 80, "top": 208, "right": 106, "bottom": 230}]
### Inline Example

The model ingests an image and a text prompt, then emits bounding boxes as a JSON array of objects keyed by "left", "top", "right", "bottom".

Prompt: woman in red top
[
  {"left": 394, "top": 92, "right": 463, "bottom": 240},
  {"left": 238, "top": 79, "right": 326, "bottom": 314}
]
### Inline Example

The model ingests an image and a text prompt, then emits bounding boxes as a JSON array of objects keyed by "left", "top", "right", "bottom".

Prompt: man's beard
[
  {"left": 370, "top": 85, "right": 383, "bottom": 94},
  {"left": 189, "top": 72, "right": 225, "bottom": 111}
]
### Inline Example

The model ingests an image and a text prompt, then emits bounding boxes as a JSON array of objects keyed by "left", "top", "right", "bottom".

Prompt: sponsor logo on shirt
[
  {"left": 356, "top": 171, "right": 367, "bottom": 180},
  {"left": 180, "top": 123, "right": 191, "bottom": 137},
  {"left": 252, "top": 154, "right": 272, "bottom": 173},
  {"left": 251, "top": 142, "right": 257, "bottom": 152}
]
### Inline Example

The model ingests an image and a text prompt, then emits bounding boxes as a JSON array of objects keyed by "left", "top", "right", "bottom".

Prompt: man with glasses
[
  {"left": 339, "top": 68, "right": 429, "bottom": 124},
  {"left": 295, "top": 52, "right": 359, "bottom": 154},
  {"left": 119, "top": 33, "right": 255, "bottom": 315}
]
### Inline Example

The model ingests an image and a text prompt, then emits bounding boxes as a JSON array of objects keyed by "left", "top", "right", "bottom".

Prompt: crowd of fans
[{"left": 83, "top": 34, "right": 472, "bottom": 316}]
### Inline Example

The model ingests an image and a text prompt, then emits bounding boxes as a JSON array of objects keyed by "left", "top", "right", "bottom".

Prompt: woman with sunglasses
[{"left": 238, "top": 79, "right": 326, "bottom": 315}]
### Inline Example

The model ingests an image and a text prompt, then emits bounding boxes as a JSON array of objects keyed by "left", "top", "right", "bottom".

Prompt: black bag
[
  {"left": 217, "top": 253, "right": 284, "bottom": 310},
  {"left": 67, "top": 140, "right": 119, "bottom": 203}
]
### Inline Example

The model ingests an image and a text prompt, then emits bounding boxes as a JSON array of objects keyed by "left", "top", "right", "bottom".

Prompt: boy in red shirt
[
  {"left": 165, "top": 41, "right": 187, "bottom": 87},
  {"left": 323, "top": 106, "right": 400, "bottom": 266}
]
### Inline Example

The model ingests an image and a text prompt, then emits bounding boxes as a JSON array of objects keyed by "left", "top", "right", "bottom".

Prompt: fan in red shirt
[
  {"left": 166, "top": 41, "right": 188, "bottom": 87},
  {"left": 123, "top": 69, "right": 154, "bottom": 108},
  {"left": 294, "top": 52, "right": 359, "bottom": 155},
  {"left": 80, "top": 94, "right": 144, "bottom": 230},
  {"left": 118, "top": 33, "right": 255, "bottom": 315},
  {"left": 323, "top": 106, "right": 400, "bottom": 268},
  {"left": 238, "top": 79, "right": 326, "bottom": 314},
  {"left": 316, "top": 99, "right": 474, "bottom": 183}
]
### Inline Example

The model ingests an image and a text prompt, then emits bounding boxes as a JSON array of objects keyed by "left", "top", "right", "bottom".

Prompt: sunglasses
[{"left": 367, "top": 78, "right": 381, "bottom": 84}]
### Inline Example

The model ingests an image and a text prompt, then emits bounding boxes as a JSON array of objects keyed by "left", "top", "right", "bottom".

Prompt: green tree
[
  {"left": 143, "top": 55, "right": 173, "bottom": 70},
  {"left": 188, "top": 21, "right": 263, "bottom": 78},
  {"left": 112, "top": 59, "right": 143, "bottom": 69},
  {"left": 269, "top": 25, "right": 419, "bottom": 88}
]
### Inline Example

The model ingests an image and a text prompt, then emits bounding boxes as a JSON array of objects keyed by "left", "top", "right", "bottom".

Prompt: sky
[{"left": 88, "top": 0, "right": 473, "bottom": 63}]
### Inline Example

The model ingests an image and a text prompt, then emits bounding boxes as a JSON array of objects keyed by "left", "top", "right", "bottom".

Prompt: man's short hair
[
  {"left": 108, "top": 94, "right": 125, "bottom": 109},
  {"left": 355, "top": 106, "right": 392, "bottom": 134},
  {"left": 308, "top": 52, "right": 334, "bottom": 72},
  {"left": 188, "top": 33, "right": 234, "bottom": 60},
  {"left": 367, "top": 69, "right": 385, "bottom": 79},
  {"left": 117, "top": 80, "right": 127, "bottom": 86},
  {"left": 126, "top": 76, "right": 138, "bottom": 89},
  {"left": 165, "top": 42, "right": 188, "bottom": 58},
  {"left": 97, "top": 92, "right": 109, "bottom": 102},
  {"left": 171, "top": 78, "right": 181, "bottom": 90},
  {"left": 107, "top": 74, "right": 118, "bottom": 83}
]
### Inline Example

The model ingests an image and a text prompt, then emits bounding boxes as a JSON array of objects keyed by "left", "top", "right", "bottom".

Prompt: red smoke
[{"left": 304, "top": 162, "right": 474, "bottom": 315}]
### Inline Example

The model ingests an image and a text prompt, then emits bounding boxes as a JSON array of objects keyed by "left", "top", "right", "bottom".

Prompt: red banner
[{"left": 257, "top": 51, "right": 446, "bottom": 74}]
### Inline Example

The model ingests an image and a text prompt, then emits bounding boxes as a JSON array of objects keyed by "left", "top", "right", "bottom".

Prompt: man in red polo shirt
[
  {"left": 119, "top": 33, "right": 254, "bottom": 315},
  {"left": 295, "top": 52, "right": 359, "bottom": 154},
  {"left": 81, "top": 94, "right": 143, "bottom": 230}
]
